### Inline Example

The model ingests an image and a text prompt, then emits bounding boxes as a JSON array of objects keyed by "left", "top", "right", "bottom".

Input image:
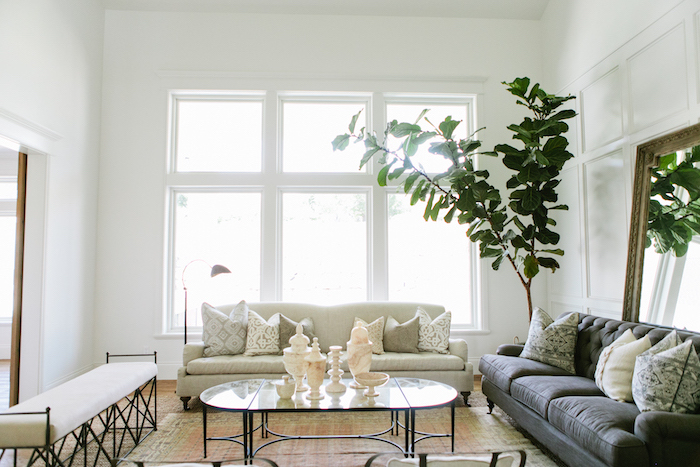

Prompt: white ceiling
[{"left": 104, "top": 0, "right": 551, "bottom": 20}]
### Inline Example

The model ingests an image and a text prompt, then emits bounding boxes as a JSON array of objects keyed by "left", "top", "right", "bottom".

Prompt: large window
[{"left": 166, "top": 91, "right": 480, "bottom": 333}]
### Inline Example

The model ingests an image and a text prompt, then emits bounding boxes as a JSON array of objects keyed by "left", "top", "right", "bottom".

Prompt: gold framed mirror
[{"left": 623, "top": 122, "right": 700, "bottom": 327}]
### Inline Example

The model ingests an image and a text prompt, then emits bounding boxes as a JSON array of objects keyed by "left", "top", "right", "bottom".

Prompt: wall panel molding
[{"left": 581, "top": 67, "right": 624, "bottom": 152}]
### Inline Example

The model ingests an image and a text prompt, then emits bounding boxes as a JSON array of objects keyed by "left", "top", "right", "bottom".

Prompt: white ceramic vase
[
  {"left": 283, "top": 323, "right": 311, "bottom": 392},
  {"left": 305, "top": 337, "right": 326, "bottom": 400},
  {"left": 346, "top": 324, "right": 372, "bottom": 389}
]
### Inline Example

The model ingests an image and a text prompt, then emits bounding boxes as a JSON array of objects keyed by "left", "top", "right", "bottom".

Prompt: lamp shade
[{"left": 210, "top": 264, "right": 231, "bottom": 277}]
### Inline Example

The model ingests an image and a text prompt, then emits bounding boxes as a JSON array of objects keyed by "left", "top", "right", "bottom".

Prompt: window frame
[{"left": 164, "top": 89, "right": 484, "bottom": 335}]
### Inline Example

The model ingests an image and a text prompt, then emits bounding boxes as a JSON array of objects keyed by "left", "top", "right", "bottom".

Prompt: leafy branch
[
  {"left": 647, "top": 145, "right": 700, "bottom": 257},
  {"left": 333, "top": 78, "right": 576, "bottom": 320}
]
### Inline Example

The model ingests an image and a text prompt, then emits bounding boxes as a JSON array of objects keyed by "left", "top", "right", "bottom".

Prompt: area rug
[{"left": 126, "top": 391, "right": 565, "bottom": 467}]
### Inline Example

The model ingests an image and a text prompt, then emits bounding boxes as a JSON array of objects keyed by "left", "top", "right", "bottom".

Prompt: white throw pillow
[
  {"left": 594, "top": 328, "right": 651, "bottom": 402},
  {"left": 354, "top": 317, "right": 384, "bottom": 354},
  {"left": 520, "top": 308, "right": 578, "bottom": 374},
  {"left": 244, "top": 311, "right": 280, "bottom": 356},
  {"left": 416, "top": 307, "right": 451, "bottom": 354},
  {"left": 201, "top": 301, "right": 248, "bottom": 357},
  {"left": 632, "top": 331, "right": 700, "bottom": 413}
]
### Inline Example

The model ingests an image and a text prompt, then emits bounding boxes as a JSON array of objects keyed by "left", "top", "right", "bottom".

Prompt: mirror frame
[{"left": 622, "top": 122, "right": 700, "bottom": 322}]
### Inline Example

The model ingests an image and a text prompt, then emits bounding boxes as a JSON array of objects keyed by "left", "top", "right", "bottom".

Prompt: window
[
  {"left": 0, "top": 179, "right": 17, "bottom": 321},
  {"left": 166, "top": 90, "right": 480, "bottom": 334}
]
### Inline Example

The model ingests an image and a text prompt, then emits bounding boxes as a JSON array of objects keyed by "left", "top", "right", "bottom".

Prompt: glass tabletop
[
  {"left": 199, "top": 377, "right": 457, "bottom": 412},
  {"left": 250, "top": 378, "right": 410, "bottom": 411},
  {"left": 200, "top": 379, "right": 265, "bottom": 411}
]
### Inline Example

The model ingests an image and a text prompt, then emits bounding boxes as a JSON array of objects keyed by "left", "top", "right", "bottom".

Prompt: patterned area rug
[{"left": 126, "top": 391, "right": 566, "bottom": 467}]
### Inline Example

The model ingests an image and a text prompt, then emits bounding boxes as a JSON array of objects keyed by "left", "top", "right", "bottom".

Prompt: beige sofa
[{"left": 176, "top": 301, "right": 473, "bottom": 409}]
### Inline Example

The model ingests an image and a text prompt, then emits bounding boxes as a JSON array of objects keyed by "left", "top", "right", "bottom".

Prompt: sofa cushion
[
  {"left": 279, "top": 314, "right": 315, "bottom": 353},
  {"left": 384, "top": 315, "right": 420, "bottom": 353},
  {"left": 244, "top": 311, "right": 280, "bottom": 356},
  {"left": 594, "top": 329, "right": 651, "bottom": 402},
  {"left": 355, "top": 317, "right": 385, "bottom": 354},
  {"left": 478, "top": 354, "right": 571, "bottom": 394},
  {"left": 548, "top": 396, "right": 648, "bottom": 467},
  {"left": 201, "top": 301, "right": 248, "bottom": 357},
  {"left": 510, "top": 375, "right": 604, "bottom": 419},
  {"left": 187, "top": 354, "right": 286, "bottom": 375},
  {"left": 370, "top": 352, "right": 464, "bottom": 372},
  {"left": 520, "top": 308, "right": 578, "bottom": 374},
  {"left": 633, "top": 332, "right": 700, "bottom": 413},
  {"left": 416, "top": 308, "right": 451, "bottom": 354}
]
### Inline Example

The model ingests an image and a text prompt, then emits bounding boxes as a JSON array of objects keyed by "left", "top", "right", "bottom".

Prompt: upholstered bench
[{"left": 0, "top": 354, "right": 157, "bottom": 467}]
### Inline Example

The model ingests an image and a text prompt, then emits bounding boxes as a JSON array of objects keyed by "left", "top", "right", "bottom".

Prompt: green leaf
[
  {"left": 439, "top": 117, "right": 461, "bottom": 140},
  {"left": 332, "top": 134, "right": 351, "bottom": 151},
  {"left": 349, "top": 110, "right": 362, "bottom": 133},
  {"left": 390, "top": 122, "right": 422, "bottom": 138},
  {"left": 403, "top": 172, "right": 421, "bottom": 193},
  {"left": 410, "top": 180, "right": 425, "bottom": 205},
  {"left": 537, "top": 256, "right": 560, "bottom": 271},
  {"left": 523, "top": 254, "right": 539, "bottom": 278},
  {"left": 414, "top": 109, "right": 430, "bottom": 125},
  {"left": 535, "top": 227, "right": 560, "bottom": 244},
  {"left": 377, "top": 164, "right": 392, "bottom": 187},
  {"left": 541, "top": 248, "right": 564, "bottom": 256},
  {"left": 359, "top": 147, "right": 381, "bottom": 169},
  {"left": 481, "top": 247, "right": 502, "bottom": 258},
  {"left": 491, "top": 254, "right": 505, "bottom": 270},
  {"left": 521, "top": 187, "right": 542, "bottom": 211}
]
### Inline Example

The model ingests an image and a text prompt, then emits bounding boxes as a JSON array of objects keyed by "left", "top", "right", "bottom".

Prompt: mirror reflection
[
  {"left": 624, "top": 122, "right": 700, "bottom": 330},
  {"left": 639, "top": 145, "right": 700, "bottom": 330}
]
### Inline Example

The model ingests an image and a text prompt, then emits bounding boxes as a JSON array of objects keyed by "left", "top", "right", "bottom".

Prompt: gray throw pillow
[
  {"left": 383, "top": 315, "right": 420, "bottom": 353},
  {"left": 520, "top": 308, "right": 578, "bottom": 374},
  {"left": 278, "top": 314, "right": 316, "bottom": 353},
  {"left": 632, "top": 331, "right": 700, "bottom": 413},
  {"left": 201, "top": 301, "right": 248, "bottom": 357}
]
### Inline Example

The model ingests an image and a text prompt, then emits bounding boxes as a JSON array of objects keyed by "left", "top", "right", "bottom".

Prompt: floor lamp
[{"left": 182, "top": 260, "right": 231, "bottom": 344}]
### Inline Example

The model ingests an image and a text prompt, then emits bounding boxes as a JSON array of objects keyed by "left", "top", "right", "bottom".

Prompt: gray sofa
[
  {"left": 479, "top": 313, "right": 700, "bottom": 467},
  {"left": 177, "top": 301, "right": 473, "bottom": 409}
]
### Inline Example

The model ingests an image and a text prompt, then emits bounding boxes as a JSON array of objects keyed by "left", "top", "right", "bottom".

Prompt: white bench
[{"left": 0, "top": 354, "right": 157, "bottom": 467}]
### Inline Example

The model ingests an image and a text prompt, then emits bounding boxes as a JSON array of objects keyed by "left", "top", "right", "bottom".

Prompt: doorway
[{"left": 0, "top": 136, "right": 25, "bottom": 410}]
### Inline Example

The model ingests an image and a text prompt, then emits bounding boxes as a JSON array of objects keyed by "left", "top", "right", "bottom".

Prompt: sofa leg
[
  {"left": 487, "top": 398, "right": 495, "bottom": 414},
  {"left": 181, "top": 396, "right": 191, "bottom": 411},
  {"left": 461, "top": 391, "right": 471, "bottom": 407}
]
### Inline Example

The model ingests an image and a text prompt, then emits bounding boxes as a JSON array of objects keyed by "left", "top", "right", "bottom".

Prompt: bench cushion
[{"left": 0, "top": 362, "right": 157, "bottom": 447}]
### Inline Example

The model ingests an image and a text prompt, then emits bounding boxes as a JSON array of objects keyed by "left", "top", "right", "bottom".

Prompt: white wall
[
  {"left": 0, "top": 0, "right": 104, "bottom": 399},
  {"left": 97, "top": 10, "right": 545, "bottom": 378},
  {"left": 541, "top": 0, "right": 700, "bottom": 319}
]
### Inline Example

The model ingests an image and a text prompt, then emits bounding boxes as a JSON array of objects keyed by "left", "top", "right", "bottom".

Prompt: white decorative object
[
  {"left": 283, "top": 323, "right": 311, "bottom": 392},
  {"left": 325, "top": 345, "right": 346, "bottom": 393},
  {"left": 304, "top": 337, "right": 326, "bottom": 400},
  {"left": 354, "top": 372, "right": 389, "bottom": 398},
  {"left": 274, "top": 375, "right": 296, "bottom": 399},
  {"left": 346, "top": 324, "right": 372, "bottom": 389}
]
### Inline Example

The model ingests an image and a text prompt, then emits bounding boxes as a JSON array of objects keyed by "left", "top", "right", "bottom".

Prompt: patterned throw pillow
[
  {"left": 201, "top": 301, "right": 248, "bottom": 357},
  {"left": 244, "top": 311, "right": 280, "bottom": 356},
  {"left": 383, "top": 315, "right": 420, "bottom": 353},
  {"left": 354, "top": 317, "right": 385, "bottom": 354},
  {"left": 632, "top": 331, "right": 700, "bottom": 413},
  {"left": 279, "top": 314, "right": 316, "bottom": 352},
  {"left": 594, "top": 329, "right": 651, "bottom": 402},
  {"left": 520, "top": 308, "right": 578, "bottom": 374},
  {"left": 416, "top": 307, "right": 451, "bottom": 354}
]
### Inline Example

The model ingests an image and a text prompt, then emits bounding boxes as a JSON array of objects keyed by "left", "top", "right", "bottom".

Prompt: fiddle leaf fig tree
[
  {"left": 333, "top": 78, "right": 576, "bottom": 320},
  {"left": 647, "top": 145, "right": 700, "bottom": 257}
]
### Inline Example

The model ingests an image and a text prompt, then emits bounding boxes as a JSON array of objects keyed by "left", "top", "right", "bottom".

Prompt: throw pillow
[
  {"left": 201, "top": 302, "right": 247, "bottom": 357},
  {"left": 354, "top": 317, "right": 385, "bottom": 354},
  {"left": 279, "top": 314, "right": 316, "bottom": 352},
  {"left": 632, "top": 331, "right": 700, "bottom": 413},
  {"left": 415, "top": 307, "right": 451, "bottom": 354},
  {"left": 244, "top": 311, "right": 280, "bottom": 356},
  {"left": 383, "top": 315, "right": 420, "bottom": 353},
  {"left": 520, "top": 308, "right": 578, "bottom": 374},
  {"left": 594, "top": 329, "right": 651, "bottom": 402}
]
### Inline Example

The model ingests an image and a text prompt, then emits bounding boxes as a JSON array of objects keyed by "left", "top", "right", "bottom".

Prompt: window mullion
[
  {"left": 260, "top": 90, "right": 279, "bottom": 301},
  {"left": 371, "top": 92, "right": 388, "bottom": 300}
]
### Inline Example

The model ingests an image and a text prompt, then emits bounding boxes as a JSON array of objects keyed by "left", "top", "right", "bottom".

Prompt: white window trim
[{"left": 163, "top": 87, "right": 486, "bottom": 336}]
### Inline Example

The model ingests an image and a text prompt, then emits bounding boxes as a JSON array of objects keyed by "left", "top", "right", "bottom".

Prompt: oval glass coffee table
[{"left": 199, "top": 377, "right": 457, "bottom": 461}]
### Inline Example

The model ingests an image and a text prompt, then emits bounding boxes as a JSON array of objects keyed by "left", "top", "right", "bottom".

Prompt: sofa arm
[
  {"left": 448, "top": 338, "right": 468, "bottom": 362},
  {"left": 497, "top": 344, "right": 524, "bottom": 356},
  {"left": 183, "top": 342, "right": 206, "bottom": 366},
  {"left": 635, "top": 410, "right": 700, "bottom": 465}
]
